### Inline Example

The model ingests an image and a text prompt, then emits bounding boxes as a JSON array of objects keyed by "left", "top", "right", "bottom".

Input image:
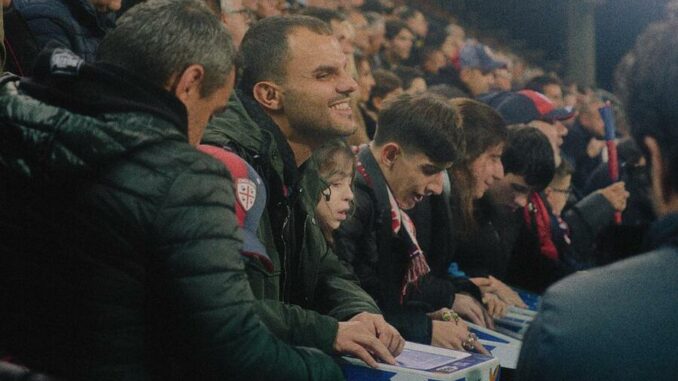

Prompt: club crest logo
[{"left": 236, "top": 178, "right": 257, "bottom": 211}]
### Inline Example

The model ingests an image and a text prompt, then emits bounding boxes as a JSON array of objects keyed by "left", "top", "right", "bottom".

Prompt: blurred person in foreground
[
  {"left": 0, "top": 1, "right": 344, "bottom": 379},
  {"left": 516, "top": 17, "right": 678, "bottom": 380}
]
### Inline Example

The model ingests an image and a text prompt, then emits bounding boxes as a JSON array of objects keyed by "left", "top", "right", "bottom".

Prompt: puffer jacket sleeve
[
  {"left": 314, "top": 235, "right": 382, "bottom": 321},
  {"left": 563, "top": 191, "right": 616, "bottom": 266},
  {"left": 148, "top": 158, "right": 344, "bottom": 381},
  {"left": 253, "top": 298, "right": 339, "bottom": 354}
]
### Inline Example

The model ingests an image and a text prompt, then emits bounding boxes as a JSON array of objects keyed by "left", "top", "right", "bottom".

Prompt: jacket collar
[
  {"left": 356, "top": 145, "right": 391, "bottom": 214},
  {"left": 237, "top": 86, "right": 301, "bottom": 189}
]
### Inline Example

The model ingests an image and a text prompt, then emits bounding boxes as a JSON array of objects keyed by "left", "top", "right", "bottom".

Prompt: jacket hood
[{"left": 0, "top": 47, "right": 188, "bottom": 183}]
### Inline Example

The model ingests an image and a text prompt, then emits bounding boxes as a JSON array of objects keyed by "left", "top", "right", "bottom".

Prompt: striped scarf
[{"left": 355, "top": 155, "right": 431, "bottom": 302}]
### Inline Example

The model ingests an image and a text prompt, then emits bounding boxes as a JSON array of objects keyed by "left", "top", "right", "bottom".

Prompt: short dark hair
[
  {"left": 239, "top": 15, "right": 332, "bottom": 91},
  {"left": 374, "top": 93, "right": 464, "bottom": 164},
  {"left": 427, "top": 84, "right": 468, "bottom": 100},
  {"left": 502, "top": 126, "right": 555, "bottom": 191},
  {"left": 616, "top": 18, "right": 678, "bottom": 194},
  {"left": 524, "top": 74, "right": 562, "bottom": 94},
  {"left": 385, "top": 19, "right": 411, "bottom": 40},
  {"left": 97, "top": 0, "right": 235, "bottom": 97},
  {"left": 394, "top": 66, "right": 424, "bottom": 91},
  {"left": 299, "top": 7, "right": 346, "bottom": 24},
  {"left": 393, "top": 6, "right": 421, "bottom": 22},
  {"left": 369, "top": 69, "right": 402, "bottom": 104}
]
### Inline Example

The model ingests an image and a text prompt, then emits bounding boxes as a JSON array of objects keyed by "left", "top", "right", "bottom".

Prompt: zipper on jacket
[{"left": 280, "top": 201, "right": 292, "bottom": 302}]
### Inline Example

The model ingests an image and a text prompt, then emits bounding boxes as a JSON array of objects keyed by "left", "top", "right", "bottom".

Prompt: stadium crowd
[{"left": 1, "top": 0, "right": 676, "bottom": 380}]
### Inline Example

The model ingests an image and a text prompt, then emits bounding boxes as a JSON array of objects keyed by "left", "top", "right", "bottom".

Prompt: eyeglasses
[
  {"left": 550, "top": 187, "right": 572, "bottom": 195},
  {"left": 224, "top": 8, "right": 254, "bottom": 22}
]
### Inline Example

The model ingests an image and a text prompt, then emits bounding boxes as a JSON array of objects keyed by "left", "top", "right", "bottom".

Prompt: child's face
[
  {"left": 316, "top": 166, "right": 354, "bottom": 233},
  {"left": 546, "top": 175, "right": 572, "bottom": 216}
]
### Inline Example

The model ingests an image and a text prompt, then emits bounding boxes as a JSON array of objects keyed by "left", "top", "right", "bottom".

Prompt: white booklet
[
  {"left": 493, "top": 310, "right": 534, "bottom": 340},
  {"left": 340, "top": 341, "right": 501, "bottom": 381},
  {"left": 466, "top": 321, "right": 522, "bottom": 369}
]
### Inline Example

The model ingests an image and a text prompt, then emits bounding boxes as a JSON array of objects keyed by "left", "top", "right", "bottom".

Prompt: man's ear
[
  {"left": 253, "top": 81, "right": 284, "bottom": 111},
  {"left": 380, "top": 143, "right": 401, "bottom": 168},
  {"left": 372, "top": 96, "right": 383, "bottom": 111},
  {"left": 172, "top": 64, "right": 205, "bottom": 103}
]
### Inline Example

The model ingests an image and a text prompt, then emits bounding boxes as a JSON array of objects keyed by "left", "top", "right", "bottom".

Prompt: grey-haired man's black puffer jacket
[{"left": 0, "top": 50, "right": 343, "bottom": 381}]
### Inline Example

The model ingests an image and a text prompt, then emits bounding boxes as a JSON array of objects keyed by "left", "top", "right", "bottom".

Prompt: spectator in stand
[
  {"left": 362, "top": 68, "right": 402, "bottom": 139},
  {"left": 407, "top": 98, "right": 520, "bottom": 316},
  {"left": 585, "top": 138, "right": 655, "bottom": 227},
  {"left": 216, "top": 0, "right": 253, "bottom": 48},
  {"left": 454, "top": 127, "right": 555, "bottom": 285},
  {"left": 517, "top": 18, "right": 678, "bottom": 380},
  {"left": 393, "top": 6, "right": 427, "bottom": 66},
  {"left": 524, "top": 74, "right": 565, "bottom": 107},
  {"left": 562, "top": 94, "right": 608, "bottom": 193},
  {"left": 363, "top": 11, "right": 385, "bottom": 68},
  {"left": 0, "top": 1, "right": 346, "bottom": 379},
  {"left": 201, "top": 15, "right": 403, "bottom": 368},
  {"left": 312, "top": 139, "right": 356, "bottom": 246},
  {"left": 492, "top": 65, "right": 513, "bottom": 91},
  {"left": 378, "top": 19, "right": 414, "bottom": 70},
  {"left": 458, "top": 42, "right": 505, "bottom": 97},
  {"left": 394, "top": 66, "right": 426, "bottom": 94},
  {"left": 347, "top": 51, "right": 376, "bottom": 145},
  {"left": 300, "top": 7, "right": 355, "bottom": 55},
  {"left": 334, "top": 93, "right": 490, "bottom": 353},
  {"left": 443, "top": 23, "right": 465, "bottom": 70},
  {"left": 482, "top": 90, "right": 629, "bottom": 288},
  {"left": 347, "top": 8, "right": 369, "bottom": 52},
  {"left": 395, "top": 6, "right": 427, "bottom": 41},
  {"left": 11, "top": 0, "right": 118, "bottom": 62},
  {"left": 254, "top": 0, "right": 283, "bottom": 19}
]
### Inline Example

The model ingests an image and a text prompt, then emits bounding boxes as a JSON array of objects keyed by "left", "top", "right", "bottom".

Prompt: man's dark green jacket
[
  {"left": 202, "top": 89, "right": 381, "bottom": 354},
  {"left": 0, "top": 52, "right": 343, "bottom": 381}
]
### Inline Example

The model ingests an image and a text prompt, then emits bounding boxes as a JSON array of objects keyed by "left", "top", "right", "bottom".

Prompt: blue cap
[{"left": 459, "top": 43, "right": 507, "bottom": 73}]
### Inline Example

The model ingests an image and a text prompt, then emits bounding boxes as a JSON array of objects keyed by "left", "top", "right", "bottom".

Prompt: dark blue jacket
[
  {"left": 516, "top": 213, "right": 678, "bottom": 380},
  {"left": 12, "top": 0, "right": 114, "bottom": 62}
]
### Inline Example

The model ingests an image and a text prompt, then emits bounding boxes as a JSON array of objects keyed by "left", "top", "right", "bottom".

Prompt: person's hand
[
  {"left": 473, "top": 276, "right": 528, "bottom": 308},
  {"left": 334, "top": 320, "right": 396, "bottom": 368},
  {"left": 349, "top": 312, "right": 405, "bottom": 357},
  {"left": 586, "top": 138, "right": 606, "bottom": 158},
  {"left": 482, "top": 292, "right": 508, "bottom": 318},
  {"left": 598, "top": 181, "right": 630, "bottom": 212},
  {"left": 452, "top": 293, "right": 494, "bottom": 329},
  {"left": 429, "top": 311, "right": 490, "bottom": 355}
]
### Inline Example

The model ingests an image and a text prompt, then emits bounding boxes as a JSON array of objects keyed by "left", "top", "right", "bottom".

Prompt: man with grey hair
[{"left": 0, "top": 1, "right": 343, "bottom": 380}]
